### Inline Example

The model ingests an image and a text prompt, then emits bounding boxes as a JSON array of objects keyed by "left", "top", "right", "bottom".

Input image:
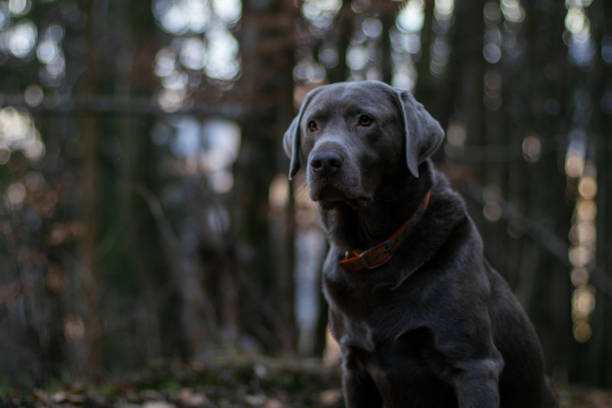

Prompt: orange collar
[{"left": 338, "top": 190, "right": 432, "bottom": 273}]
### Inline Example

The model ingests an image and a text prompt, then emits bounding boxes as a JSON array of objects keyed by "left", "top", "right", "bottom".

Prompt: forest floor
[{"left": 2, "top": 356, "right": 611, "bottom": 408}]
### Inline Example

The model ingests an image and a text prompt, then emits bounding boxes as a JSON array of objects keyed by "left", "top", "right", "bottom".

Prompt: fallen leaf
[
  {"left": 178, "top": 388, "right": 208, "bottom": 407},
  {"left": 51, "top": 391, "right": 66, "bottom": 403},
  {"left": 320, "top": 389, "right": 342, "bottom": 406},
  {"left": 142, "top": 401, "right": 175, "bottom": 408},
  {"left": 244, "top": 394, "right": 265, "bottom": 406},
  {"left": 263, "top": 397, "right": 285, "bottom": 408}
]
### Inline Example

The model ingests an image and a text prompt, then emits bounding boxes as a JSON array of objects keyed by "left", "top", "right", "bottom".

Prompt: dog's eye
[
  {"left": 307, "top": 120, "right": 318, "bottom": 132},
  {"left": 358, "top": 115, "right": 373, "bottom": 127}
]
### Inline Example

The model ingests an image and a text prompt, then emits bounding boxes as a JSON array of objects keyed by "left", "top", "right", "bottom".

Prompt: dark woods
[{"left": 0, "top": 0, "right": 611, "bottom": 389}]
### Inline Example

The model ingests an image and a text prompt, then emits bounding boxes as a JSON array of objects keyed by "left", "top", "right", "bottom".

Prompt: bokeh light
[
  {"left": 8, "top": 20, "right": 36, "bottom": 58},
  {"left": 397, "top": 0, "right": 424, "bottom": 33},
  {"left": 0, "top": 107, "right": 45, "bottom": 161}
]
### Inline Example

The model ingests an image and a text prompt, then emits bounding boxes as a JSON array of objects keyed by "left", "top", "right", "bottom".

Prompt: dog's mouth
[
  {"left": 311, "top": 184, "right": 371, "bottom": 210},
  {"left": 312, "top": 185, "right": 344, "bottom": 203}
]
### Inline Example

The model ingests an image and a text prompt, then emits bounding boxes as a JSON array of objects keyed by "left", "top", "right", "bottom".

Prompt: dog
[{"left": 283, "top": 80, "right": 558, "bottom": 407}]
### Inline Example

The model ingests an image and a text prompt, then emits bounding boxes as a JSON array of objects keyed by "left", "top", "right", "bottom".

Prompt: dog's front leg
[
  {"left": 448, "top": 358, "right": 503, "bottom": 408},
  {"left": 340, "top": 345, "right": 383, "bottom": 408},
  {"left": 342, "top": 365, "right": 383, "bottom": 408}
]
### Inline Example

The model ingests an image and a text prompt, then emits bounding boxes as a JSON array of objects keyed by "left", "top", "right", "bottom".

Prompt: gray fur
[{"left": 283, "top": 80, "right": 558, "bottom": 407}]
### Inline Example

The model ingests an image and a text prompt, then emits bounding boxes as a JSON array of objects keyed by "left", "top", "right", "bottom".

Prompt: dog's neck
[{"left": 321, "top": 161, "right": 434, "bottom": 252}]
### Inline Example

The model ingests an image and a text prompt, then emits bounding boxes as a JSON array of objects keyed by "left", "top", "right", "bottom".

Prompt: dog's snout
[{"left": 310, "top": 151, "right": 343, "bottom": 176}]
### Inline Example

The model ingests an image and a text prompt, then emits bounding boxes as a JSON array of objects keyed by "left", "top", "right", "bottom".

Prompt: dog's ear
[
  {"left": 394, "top": 89, "right": 445, "bottom": 178},
  {"left": 283, "top": 88, "right": 321, "bottom": 180},
  {"left": 283, "top": 116, "right": 300, "bottom": 180}
]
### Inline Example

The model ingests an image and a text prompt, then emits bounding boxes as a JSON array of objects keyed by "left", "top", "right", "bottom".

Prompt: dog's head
[{"left": 283, "top": 80, "right": 444, "bottom": 208}]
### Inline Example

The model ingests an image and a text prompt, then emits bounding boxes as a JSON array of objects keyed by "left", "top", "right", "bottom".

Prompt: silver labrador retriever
[{"left": 283, "top": 80, "right": 558, "bottom": 407}]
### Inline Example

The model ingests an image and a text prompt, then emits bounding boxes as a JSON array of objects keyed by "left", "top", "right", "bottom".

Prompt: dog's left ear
[
  {"left": 283, "top": 88, "right": 321, "bottom": 180},
  {"left": 394, "top": 89, "right": 445, "bottom": 178}
]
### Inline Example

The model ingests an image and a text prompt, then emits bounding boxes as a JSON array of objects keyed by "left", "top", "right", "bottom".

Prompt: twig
[{"left": 0, "top": 94, "right": 263, "bottom": 118}]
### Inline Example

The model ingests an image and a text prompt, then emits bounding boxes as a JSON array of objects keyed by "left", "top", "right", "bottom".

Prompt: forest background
[{"left": 0, "top": 0, "right": 611, "bottom": 404}]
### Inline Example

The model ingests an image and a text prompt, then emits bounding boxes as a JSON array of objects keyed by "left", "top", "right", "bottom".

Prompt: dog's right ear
[
  {"left": 283, "top": 116, "right": 301, "bottom": 180},
  {"left": 283, "top": 88, "right": 320, "bottom": 180}
]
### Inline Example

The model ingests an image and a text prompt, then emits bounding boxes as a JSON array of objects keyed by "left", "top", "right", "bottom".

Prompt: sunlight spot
[
  {"left": 211, "top": 0, "right": 241, "bottom": 25},
  {"left": 484, "top": 2, "right": 501, "bottom": 23},
  {"left": 205, "top": 28, "right": 239, "bottom": 80},
  {"left": 573, "top": 319, "right": 591, "bottom": 343},
  {"left": 180, "top": 37, "right": 207, "bottom": 70},
  {"left": 208, "top": 170, "right": 233, "bottom": 193},
  {"left": 36, "top": 39, "right": 59, "bottom": 64},
  {"left": 500, "top": 0, "right": 525, "bottom": 23},
  {"left": 522, "top": 135, "right": 541, "bottom": 162},
  {"left": 162, "top": 70, "right": 188, "bottom": 91},
  {"left": 576, "top": 199, "right": 596, "bottom": 221},
  {"left": 9, "top": 0, "right": 30, "bottom": 16},
  {"left": 158, "top": 89, "right": 185, "bottom": 112},
  {"left": 565, "top": 136, "right": 585, "bottom": 178},
  {"left": 346, "top": 45, "right": 368, "bottom": 70},
  {"left": 569, "top": 245, "right": 591, "bottom": 267},
  {"left": 578, "top": 176, "right": 597, "bottom": 199},
  {"left": 362, "top": 18, "right": 382, "bottom": 38},
  {"left": 392, "top": 64, "right": 416, "bottom": 90},
  {"left": 565, "top": 6, "right": 586, "bottom": 34},
  {"left": 46, "top": 54, "right": 65, "bottom": 79},
  {"left": 570, "top": 268, "right": 588, "bottom": 286},
  {"left": 45, "top": 24, "right": 64, "bottom": 43},
  {"left": 397, "top": 0, "right": 424, "bottom": 33},
  {"left": 6, "top": 182, "right": 26, "bottom": 206},
  {"left": 0, "top": 107, "right": 45, "bottom": 160},
  {"left": 447, "top": 122, "right": 466, "bottom": 147},
  {"left": 155, "top": 48, "right": 176, "bottom": 77},
  {"left": 575, "top": 221, "right": 596, "bottom": 244},
  {"left": 483, "top": 43, "right": 501, "bottom": 64},
  {"left": 153, "top": 0, "right": 210, "bottom": 34},
  {"left": 171, "top": 117, "right": 201, "bottom": 157},
  {"left": 572, "top": 285, "right": 595, "bottom": 318},
  {"left": 24, "top": 134, "right": 45, "bottom": 160},
  {"left": 293, "top": 59, "right": 326, "bottom": 82},
  {"left": 200, "top": 119, "right": 240, "bottom": 172},
  {"left": 482, "top": 185, "right": 502, "bottom": 222},
  {"left": 269, "top": 174, "right": 288, "bottom": 209},
  {"left": 431, "top": 37, "right": 450, "bottom": 76},
  {"left": 24, "top": 85, "right": 44, "bottom": 107},
  {"left": 434, "top": 0, "right": 454, "bottom": 20},
  {"left": 8, "top": 20, "right": 37, "bottom": 58},
  {"left": 302, "top": 0, "right": 341, "bottom": 29},
  {"left": 483, "top": 201, "right": 502, "bottom": 222},
  {"left": 64, "top": 315, "right": 85, "bottom": 341},
  {"left": 392, "top": 31, "right": 421, "bottom": 54},
  {"left": 318, "top": 46, "right": 338, "bottom": 68}
]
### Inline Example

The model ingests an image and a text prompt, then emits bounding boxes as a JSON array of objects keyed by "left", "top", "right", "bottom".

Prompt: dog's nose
[{"left": 310, "top": 151, "right": 343, "bottom": 176}]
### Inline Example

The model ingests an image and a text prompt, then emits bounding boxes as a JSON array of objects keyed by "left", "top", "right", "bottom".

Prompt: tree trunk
[
  {"left": 414, "top": 0, "right": 435, "bottom": 107},
  {"left": 236, "top": 0, "right": 298, "bottom": 353},
  {"left": 329, "top": 0, "right": 353, "bottom": 83},
  {"left": 523, "top": 0, "right": 571, "bottom": 383},
  {"left": 586, "top": 0, "right": 611, "bottom": 387},
  {"left": 80, "top": 0, "right": 102, "bottom": 380}
]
